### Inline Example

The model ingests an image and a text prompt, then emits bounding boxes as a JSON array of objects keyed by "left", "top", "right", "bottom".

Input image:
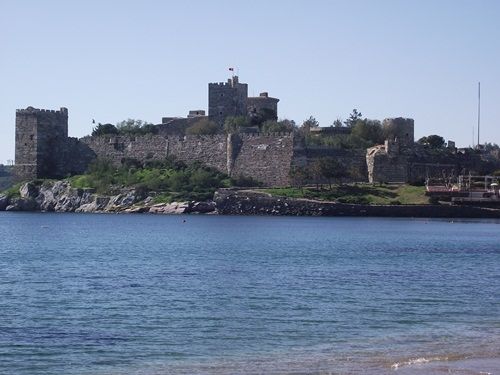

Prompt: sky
[{"left": 1, "top": 0, "right": 499, "bottom": 164}]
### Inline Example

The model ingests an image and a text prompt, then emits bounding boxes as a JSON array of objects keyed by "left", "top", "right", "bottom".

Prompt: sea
[{"left": 0, "top": 213, "right": 499, "bottom": 375}]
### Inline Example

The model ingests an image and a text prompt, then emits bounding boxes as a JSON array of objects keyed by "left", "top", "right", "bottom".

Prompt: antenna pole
[{"left": 477, "top": 82, "right": 480, "bottom": 147}]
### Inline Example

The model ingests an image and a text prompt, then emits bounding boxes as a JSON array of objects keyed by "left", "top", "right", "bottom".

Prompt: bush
[
  {"left": 69, "top": 156, "right": 234, "bottom": 200},
  {"left": 224, "top": 116, "right": 251, "bottom": 133},
  {"left": 231, "top": 174, "right": 263, "bottom": 187},
  {"left": 116, "top": 119, "right": 158, "bottom": 135},
  {"left": 92, "top": 123, "right": 118, "bottom": 136},
  {"left": 186, "top": 118, "right": 220, "bottom": 135},
  {"left": 3, "top": 183, "right": 21, "bottom": 198},
  {"left": 261, "top": 119, "right": 296, "bottom": 133}
]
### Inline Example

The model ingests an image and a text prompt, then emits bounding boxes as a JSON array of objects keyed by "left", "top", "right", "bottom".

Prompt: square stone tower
[
  {"left": 208, "top": 76, "right": 248, "bottom": 125},
  {"left": 14, "top": 106, "right": 68, "bottom": 181}
]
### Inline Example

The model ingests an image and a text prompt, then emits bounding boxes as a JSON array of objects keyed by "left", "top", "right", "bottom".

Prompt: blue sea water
[{"left": 0, "top": 213, "right": 499, "bottom": 375}]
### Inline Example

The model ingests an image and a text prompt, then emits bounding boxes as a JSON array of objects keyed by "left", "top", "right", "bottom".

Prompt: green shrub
[
  {"left": 186, "top": 118, "right": 220, "bottom": 135},
  {"left": 3, "top": 183, "right": 21, "bottom": 198}
]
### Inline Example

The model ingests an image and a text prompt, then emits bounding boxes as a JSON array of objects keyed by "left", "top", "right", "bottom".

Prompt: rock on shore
[
  {"left": 0, "top": 181, "right": 215, "bottom": 214},
  {"left": 3, "top": 183, "right": 500, "bottom": 218}
]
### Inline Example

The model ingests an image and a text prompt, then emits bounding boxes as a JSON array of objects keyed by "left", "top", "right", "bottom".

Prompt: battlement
[
  {"left": 238, "top": 132, "right": 293, "bottom": 139},
  {"left": 84, "top": 132, "right": 293, "bottom": 143},
  {"left": 209, "top": 81, "right": 233, "bottom": 87},
  {"left": 209, "top": 76, "right": 242, "bottom": 87},
  {"left": 16, "top": 106, "right": 68, "bottom": 115}
]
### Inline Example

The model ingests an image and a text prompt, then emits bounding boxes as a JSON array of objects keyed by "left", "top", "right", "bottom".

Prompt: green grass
[
  {"left": 2, "top": 183, "right": 22, "bottom": 198},
  {"left": 68, "top": 158, "right": 233, "bottom": 201},
  {"left": 263, "top": 184, "right": 429, "bottom": 205}
]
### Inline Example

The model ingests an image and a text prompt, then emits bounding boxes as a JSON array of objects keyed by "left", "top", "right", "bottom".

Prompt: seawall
[{"left": 214, "top": 189, "right": 500, "bottom": 218}]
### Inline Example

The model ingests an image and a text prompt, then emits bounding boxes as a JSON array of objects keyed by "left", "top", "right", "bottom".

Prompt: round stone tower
[{"left": 382, "top": 117, "right": 414, "bottom": 149}]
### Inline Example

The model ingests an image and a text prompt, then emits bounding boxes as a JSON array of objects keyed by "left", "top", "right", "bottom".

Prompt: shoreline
[
  {"left": 3, "top": 182, "right": 500, "bottom": 218},
  {"left": 214, "top": 189, "right": 500, "bottom": 218}
]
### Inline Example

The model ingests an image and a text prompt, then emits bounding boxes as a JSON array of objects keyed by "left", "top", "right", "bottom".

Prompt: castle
[{"left": 14, "top": 76, "right": 488, "bottom": 187}]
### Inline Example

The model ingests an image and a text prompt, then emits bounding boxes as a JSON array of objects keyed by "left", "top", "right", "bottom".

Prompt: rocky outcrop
[
  {"left": 0, "top": 194, "right": 9, "bottom": 211},
  {"left": 5, "top": 197, "right": 37, "bottom": 211},
  {"left": 0, "top": 181, "right": 215, "bottom": 214}
]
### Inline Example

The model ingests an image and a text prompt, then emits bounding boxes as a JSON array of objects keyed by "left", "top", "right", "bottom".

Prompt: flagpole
[{"left": 477, "top": 82, "right": 480, "bottom": 147}]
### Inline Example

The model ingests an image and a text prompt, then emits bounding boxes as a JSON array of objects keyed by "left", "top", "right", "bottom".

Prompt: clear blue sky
[{"left": 1, "top": 0, "right": 499, "bottom": 163}]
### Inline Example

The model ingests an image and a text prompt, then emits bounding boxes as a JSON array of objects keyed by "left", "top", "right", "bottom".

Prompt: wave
[{"left": 389, "top": 352, "right": 499, "bottom": 371}]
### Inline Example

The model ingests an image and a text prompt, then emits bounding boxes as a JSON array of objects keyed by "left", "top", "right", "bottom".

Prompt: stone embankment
[
  {"left": 214, "top": 189, "right": 500, "bottom": 218},
  {"left": 0, "top": 181, "right": 215, "bottom": 214}
]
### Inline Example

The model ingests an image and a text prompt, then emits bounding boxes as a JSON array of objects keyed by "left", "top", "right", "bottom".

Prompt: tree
[
  {"left": 224, "top": 116, "right": 251, "bottom": 133},
  {"left": 351, "top": 119, "right": 383, "bottom": 147},
  {"left": 301, "top": 116, "right": 319, "bottom": 131},
  {"left": 483, "top": 142, "right": 500, "bottom": 152},
  {"left": 333, "top": 118, "right": 343, "bottom": 127},
  {"left": 185, "top": 118, "right": 220, "bottom": 135},
  {"left": 289, "top": 165, "right": 309, "bottom": 192},
  {"left": 308, "top": 159, "right": 323, "bottom": 190},
  {"left": 92, "top": 123, "right": 118, "bottom": 136},
  {"left": 318, "top": 157, "right": 349, "bottom": 188},
  {"left": 249, "top": 108, "right": 277, "bottom": 126},
  {"left": 344, "top": 109, "right": 363, "bottom": 127},
  {"left": 261, "top": 119, "right": 296, "bottom": 133},
  {"left": 116, "top": 119, "right": 157, "bottom": 135},
  {"left": 418, "top": 135, "right": 445, "bottom": 149}
]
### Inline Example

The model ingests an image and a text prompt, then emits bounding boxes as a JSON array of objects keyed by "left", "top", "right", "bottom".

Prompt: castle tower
[
  {"left": 382, "top": 117, "right": 414, "bottom": 149},
  {"left": 14, "top": 106, "right": 68, "bottom": 181},
  {"left": 208, "top": 76, "right": 248, "bottom": 125},
  {"left": 247, "top": 92, "right": 279, "bottom": 120}
]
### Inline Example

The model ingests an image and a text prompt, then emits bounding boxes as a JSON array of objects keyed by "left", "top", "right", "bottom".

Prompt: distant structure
[
  {"left": 13, "top": 76, "right": 289, "bottom": 185},
  {"left": 156, "top": 75, "right": 278, "bottom": 135},
  {"left": 382, "top": 117, "right": 414, "bottom": 148},
  {"left": 208, "top": 75, "right": 279, "bottom": 125},
  {"left": 13, "top": 76, "right": 493, "bottom": 186}
]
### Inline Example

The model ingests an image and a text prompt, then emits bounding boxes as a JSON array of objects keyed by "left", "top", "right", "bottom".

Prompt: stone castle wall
[
  {"left": 13, "top": 106, "right": 295, "bottom": 187},
  {"left": 230, "top": 133, "right": 294, "bottom": 186},
  {"left": 294, "top": 147, "right": 368, "bottom": 182},
  {"left": 79, "top": 133, "right": 294, "bottom": 187}
]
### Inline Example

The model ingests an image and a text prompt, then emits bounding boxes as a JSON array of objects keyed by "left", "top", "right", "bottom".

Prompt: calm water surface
[{"left": 0, "top": 213, "right": 499, "bottom": 375}]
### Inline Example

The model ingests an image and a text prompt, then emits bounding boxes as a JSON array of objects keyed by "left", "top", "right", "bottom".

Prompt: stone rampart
[
  {"left": 78, "top": 133, "right": 295, "bottom": 187},
  {"left": 230, "top": 133, "right": 294, "bottom": 186}
]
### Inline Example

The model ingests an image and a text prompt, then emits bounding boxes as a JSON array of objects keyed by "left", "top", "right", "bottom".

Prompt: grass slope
[{"left": 263, "top": 184, "right": 429, "bottom": 205}]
